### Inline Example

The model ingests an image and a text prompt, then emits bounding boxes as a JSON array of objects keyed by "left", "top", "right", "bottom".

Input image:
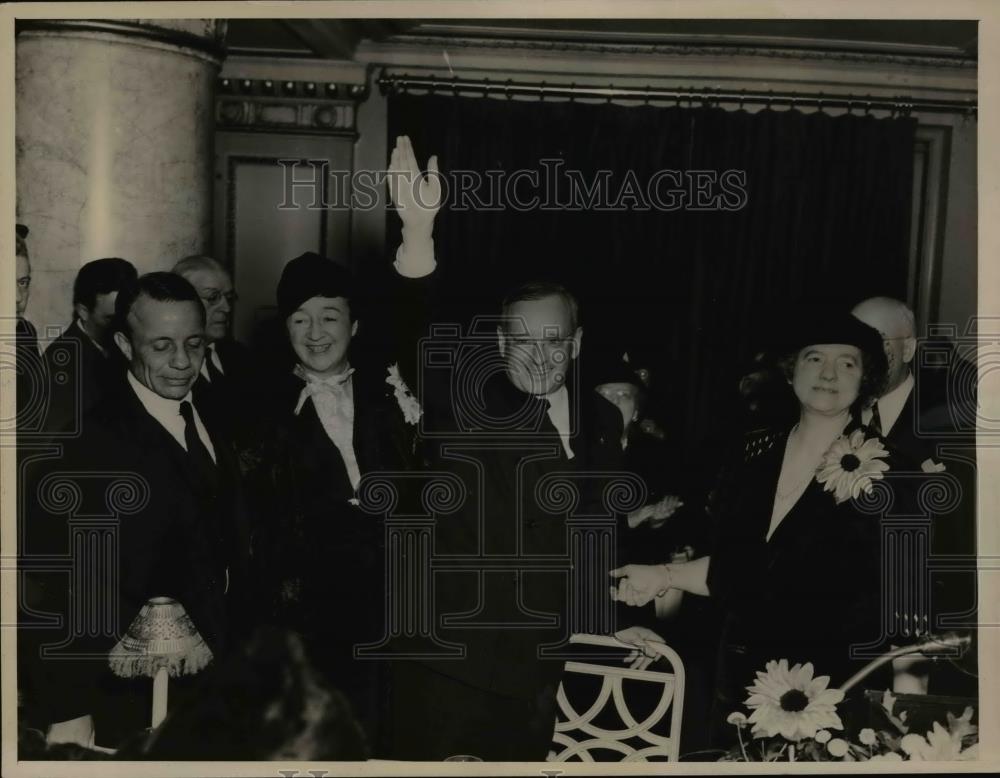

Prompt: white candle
[{"left": 152, "top": 665, "right": 169, "bottom": 728}]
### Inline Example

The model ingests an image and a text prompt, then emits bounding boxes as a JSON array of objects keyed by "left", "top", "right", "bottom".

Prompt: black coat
[
  {"left": 192, "top": 338, "right": 260, "bottom": 449},
  {"left": 254, "top": 361, "right": 423, "bottom": 754},
  {"left": 878, "top": 373, "right": 978, "bottom": 659},
  {"left": 42, "top": 321, "right": 124, "bottom": 437},
  {"left": 22, "top": 376, "right": 252, "bottom": 743},
  {"left": 15, "top": 317, "right": 44, "bottom": 433},
  {"left": 258, "top": 365, "right": 420, "bottom": 622}
]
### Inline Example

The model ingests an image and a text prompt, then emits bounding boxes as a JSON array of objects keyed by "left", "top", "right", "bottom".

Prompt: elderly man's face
[
  {"left": 498, "top": 295, "right": 581, "bottom": 396},
  {"left": 852, "top": 302, "right": 916, "bottom": 394},
  {"left": 16, "top": 254, "right": 31, "bottom": 317},
  {"left": 115, "top": 296, "right": 206, "bottom": 400},
  {"left": 184, "top": 265, "right": 235, "bottom": 343}
]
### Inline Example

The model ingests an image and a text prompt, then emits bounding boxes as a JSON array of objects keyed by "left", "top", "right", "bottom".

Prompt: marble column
[{"left": 15, "top": 19, "right": 226, "bottom": 337}]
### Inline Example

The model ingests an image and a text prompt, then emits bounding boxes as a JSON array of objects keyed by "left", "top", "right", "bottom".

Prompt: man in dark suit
[
  {"left": 15, "top": 223, "right": 44, "bottom": 430},
  {"left": 852, "top": 296, "right": 977, "bottom": 696},
  {"left": 172, "top": 255, "right": 258, "bottom": 449},
  {"left": 852, "top": 297, "right": 937, "bottom": 466},
  {"left": 43, "top": 257, "right": 137, "bottom": 436},
  {"left": 22, "top": 273, "right": 252, "bottom": 750},
  {"left": 372, "top": 140, "right": 625, "bottom": 760},
  {"left": 389, "top": 279, "right": 624, "bottom": 761}
]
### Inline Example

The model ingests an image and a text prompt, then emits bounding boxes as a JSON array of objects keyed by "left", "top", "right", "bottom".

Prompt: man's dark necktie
[
  {"left": 179, "top": 400, "right": 218, "bottom": 485},
  {"left": 869, "top": 400, "right": 883, "bottom": 436},
  {"left": 205, "top": 348, "right": 224, "bottom": 385}
]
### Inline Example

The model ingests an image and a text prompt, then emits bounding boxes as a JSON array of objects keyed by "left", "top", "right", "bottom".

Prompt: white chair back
[{"left": 547, "top": 633, "right": 685, "bottom": 762}]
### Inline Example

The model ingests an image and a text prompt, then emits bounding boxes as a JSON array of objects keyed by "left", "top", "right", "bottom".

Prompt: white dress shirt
[
  {"left": 198, "top": 343, "right": 225, "bottom": 382},
  {"left": 863, "top": 372, "right": 915, "bottom": 435},
  {"left": 127, "top": 371, "right": 217, "bottom": 462},
  {"left": 546, "top": 385, "right": 575, "bottom": 460}
]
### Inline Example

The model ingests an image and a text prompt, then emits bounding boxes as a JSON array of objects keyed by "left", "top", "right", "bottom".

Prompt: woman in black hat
[
  {"left": 611, "top": 308, "right": 898, "bottom": 746},
  {"left": 252, "top": 137, "right": 440, "bottom": 757}
]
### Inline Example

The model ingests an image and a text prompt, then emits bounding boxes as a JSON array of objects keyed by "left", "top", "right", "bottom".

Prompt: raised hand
[{"left": 387, "top": 135, "right": 441, "bottom": 235}]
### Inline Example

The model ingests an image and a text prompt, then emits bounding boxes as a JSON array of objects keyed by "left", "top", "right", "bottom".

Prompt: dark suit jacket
[
  {"left": 192, "top": 338, "right": 260, "bottom": 452},
  {"left": 42, "top": 320, "right": 123, "bottom": 437},
  {"left": 22, "top": 375, "right": 252, "bottom": 742},
  {"left": 15, "top": 317, "right": 44, "bottom": 433},
  {"left": 881, "top": 380, "right": 933, "bottom": 468},
  {"left": 419, "top": 372, "right": 624, "bottom": 701},
  {"left": 880, "top": 372, "right": 977, "bottom": 653}
]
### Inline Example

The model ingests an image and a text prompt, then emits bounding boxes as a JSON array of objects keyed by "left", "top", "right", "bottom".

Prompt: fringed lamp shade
[{"left": 109, "top": 597, "right": 213, "bottom": 728}]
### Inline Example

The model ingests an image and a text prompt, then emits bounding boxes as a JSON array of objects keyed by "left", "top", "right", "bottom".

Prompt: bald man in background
[
  {"left": 852, "top": 296, "right": 977, "bottom": 697},
  {"left": 172, "top": 256, "right": 259, "bottom": 452},
  {"left": 852, "top": 296, "right": 953, "bottom": 468}
]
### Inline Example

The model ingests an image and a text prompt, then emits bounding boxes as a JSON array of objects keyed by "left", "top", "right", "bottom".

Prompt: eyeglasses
[
  {"left": 200, "top": 289, "right": 238, "bottom": 306},
  {"left": 506, "top": 336, "right": 575, "bottom": 350}
]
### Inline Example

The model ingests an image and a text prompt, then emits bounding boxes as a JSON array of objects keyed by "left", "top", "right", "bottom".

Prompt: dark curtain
[{"left": 387, "top": 94, "right": 916, "bottom": 454}]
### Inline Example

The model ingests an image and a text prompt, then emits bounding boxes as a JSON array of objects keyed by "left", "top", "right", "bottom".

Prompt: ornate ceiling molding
[{"left": 381, "top": 33, "right": 976, "bottom": 70}]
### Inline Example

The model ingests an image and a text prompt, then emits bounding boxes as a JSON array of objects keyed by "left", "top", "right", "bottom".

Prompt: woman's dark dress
[
  {"left": 256, "top": 365, "right": 420, "bottom": 755},
  {"left": 706, "top": 426, "right": 891, "bottom": 743}
]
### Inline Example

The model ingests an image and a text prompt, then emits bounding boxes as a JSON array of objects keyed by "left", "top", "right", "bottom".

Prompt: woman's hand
[
  {"left": 626, "top": 504, "right": 654, "bottom": 529},
  {"left": 615, "top": 625, "right": 667, "bottom": 670},
  {"left": 609, "top": 564, "right": 672, "bottom": 607},
  {"left": 648, "top": 494, "right": 684, "bottom": 527},
  {"left": 628, "top": 495, "right": 683, "bottom": 530}
]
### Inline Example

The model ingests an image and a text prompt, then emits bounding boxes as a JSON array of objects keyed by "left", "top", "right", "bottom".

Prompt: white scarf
[{"left": 293, "top": 364, "right": 362, "bottom": 492}]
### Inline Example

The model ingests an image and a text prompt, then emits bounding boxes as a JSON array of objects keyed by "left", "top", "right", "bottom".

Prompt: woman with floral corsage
[
  {"left": 253, "top": 136, "right": 440, "bottom": 755},
  {"left": 611, "top": 309, "right": 901, "bottom": 746}
]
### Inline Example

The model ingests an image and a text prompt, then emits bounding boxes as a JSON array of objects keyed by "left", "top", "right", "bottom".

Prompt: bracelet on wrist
[{"left": 656, "top": 564, "right": 673, "bottom": 597}]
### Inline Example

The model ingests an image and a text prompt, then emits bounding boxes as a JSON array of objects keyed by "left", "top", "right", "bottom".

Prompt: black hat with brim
[{"left": 276, "top": 252, "right": 355, "bottom": 320}]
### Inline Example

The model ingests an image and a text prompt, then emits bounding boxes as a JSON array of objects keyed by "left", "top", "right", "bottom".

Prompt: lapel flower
[
  {"left": 386, "top": 363, "right": 422, "bottom": 425},
  {"left": 744, "top": 659, "right": 845, "bottom": 741},
  {"left": 921, "top": 457, "right": 946, "bottom": 473},
  {"left": 816, "top": 429, "right": 890, "bottom": 504}
]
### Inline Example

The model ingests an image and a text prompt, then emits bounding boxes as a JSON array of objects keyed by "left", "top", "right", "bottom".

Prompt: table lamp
[{"left": 108, "top": 597, "right": 213, "bottom": 728}]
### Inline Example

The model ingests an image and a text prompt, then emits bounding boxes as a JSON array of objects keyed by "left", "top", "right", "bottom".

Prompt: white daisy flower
[{"left": 743, "top": 659, "right": 844, "bottom": 741}]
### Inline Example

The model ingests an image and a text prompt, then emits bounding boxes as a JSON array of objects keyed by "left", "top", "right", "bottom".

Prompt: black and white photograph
[{"left": 3, "top": 1, "right": 997, "bottom": 773}]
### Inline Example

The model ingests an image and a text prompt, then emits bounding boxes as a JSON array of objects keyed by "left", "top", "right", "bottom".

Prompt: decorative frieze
[{"left": 216, "top": 77, "right": 367, "bottom": 135}]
